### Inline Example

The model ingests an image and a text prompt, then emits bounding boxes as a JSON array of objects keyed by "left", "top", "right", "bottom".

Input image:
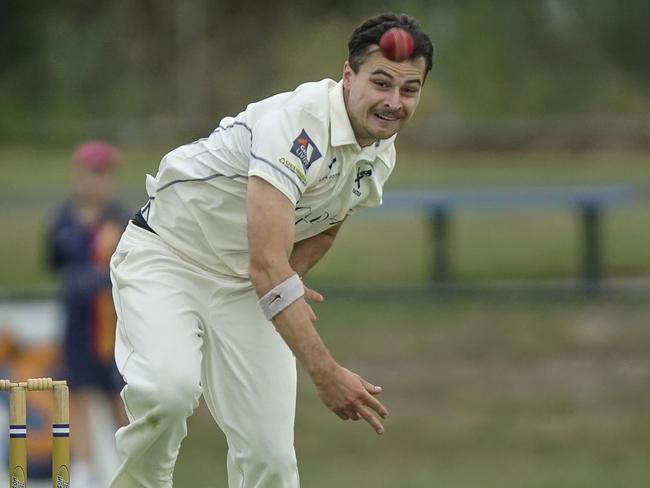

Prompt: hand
[
  {"left": 95, "top": 220, "right": 123, "bottom": 265},
  {"left": 314, "top": 365, "right": 389, "bottom": 435},
  {"left": 303, "top": 284, "right": 324, "bottom": 322}
]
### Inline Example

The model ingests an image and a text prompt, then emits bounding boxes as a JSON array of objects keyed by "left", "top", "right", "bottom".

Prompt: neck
[{"left": 342, "top": 85, "right": 375, "bottom": 148}]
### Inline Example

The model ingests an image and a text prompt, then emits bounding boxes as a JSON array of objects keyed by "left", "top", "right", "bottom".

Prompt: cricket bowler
[{"left": 109, "top": 12, "right": 434, "bottom": 487}]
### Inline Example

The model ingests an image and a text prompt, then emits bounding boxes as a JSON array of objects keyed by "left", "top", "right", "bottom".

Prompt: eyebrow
[{"left": 370, "top": 69, "right": 422, "bottom": 86}]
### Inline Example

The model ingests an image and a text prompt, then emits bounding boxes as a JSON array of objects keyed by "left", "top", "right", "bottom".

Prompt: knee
[
  {"left": 245, "top": 441, "right": 297, "bottom": 478},
  {"left": 126, "top": 371, "right": 201, "bottom": 421},
  {"left": 154, "top": 373, "right": 201, "bottom": 419}
]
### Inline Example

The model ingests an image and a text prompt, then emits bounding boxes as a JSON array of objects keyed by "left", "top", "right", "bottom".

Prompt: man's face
[
  {"left": 73, "top": 164, "right": 116, "bottom": 205},
  {"left": 343, "top": 48, "right": 426, "bottom": 146}
]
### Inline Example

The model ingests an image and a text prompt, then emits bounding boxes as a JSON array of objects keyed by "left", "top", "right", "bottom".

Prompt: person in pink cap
[{"left": 45, "top": 140, "right": 130, "bottom": 487}]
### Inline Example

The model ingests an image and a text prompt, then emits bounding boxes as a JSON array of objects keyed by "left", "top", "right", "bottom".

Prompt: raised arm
[{"left": 247, "top": 176, "right": 388, "bottom": 434}]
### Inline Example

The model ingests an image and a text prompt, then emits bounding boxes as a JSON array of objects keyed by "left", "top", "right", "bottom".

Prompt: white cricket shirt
[{"left": 145, "top": 79, "right": 396, "bottom": 278}]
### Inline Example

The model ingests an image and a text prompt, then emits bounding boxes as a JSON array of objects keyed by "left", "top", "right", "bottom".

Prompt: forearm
[
  {"left": 250, "top": 261, "right": 336, "bottom": 381},
  {"left": 289, "top": 233, "right": 335, "bottom": 277},
  {"left": 247, "top": 176, "right": 338, "bottom": 382},
  {"left": 272, "top": 296, "right": 337, "bottom": 381},
  {"left": 249, "top": 243, "right": 336, "bottom": 382},
  {"left": 246, "top": 177, "right": 387, "bottom": 432}
]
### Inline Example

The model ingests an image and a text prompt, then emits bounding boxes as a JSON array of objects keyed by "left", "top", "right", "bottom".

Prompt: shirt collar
[
  {"left": 328, "top": 81, "right": 395, "bottom": 169},
  {"left": 329, "top": 81, "right": 359, "bottom": 149}
]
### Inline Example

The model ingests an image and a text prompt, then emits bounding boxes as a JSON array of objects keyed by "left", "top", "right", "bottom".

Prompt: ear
[{"left": 342, "top": 60, "right": 353, "bottom": 89}]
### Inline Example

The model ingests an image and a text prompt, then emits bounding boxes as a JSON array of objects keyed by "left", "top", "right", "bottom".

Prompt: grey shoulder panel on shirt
[
  {"left": 155, "top": 172, "right": 246, "bottom": 193},
  {"left": 249, "top": 151, "right": 304, "bottom": 194}
]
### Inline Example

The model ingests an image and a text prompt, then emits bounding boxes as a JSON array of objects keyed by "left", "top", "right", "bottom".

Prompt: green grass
[
  {"left": 0, "top": 207, "right": 55, "bottom": 289},
  {"left": 307, "top": 206, "right": 650, "bottom": 285},
  {"left": 605, "top": 206, "right": 650, "bottom": 275},
  {"left": 2, "top": 145, "right": 649, "bottom": 192},
  {"left": 387, "top": 150, "right": 650, "bottom": 188},
  {"left": 1, "top": 145, "right": 649, "bottom": 288},
  {"left": 2, "top": 145, "right": 647, "bottom": 485},
  {"left": 3, "top": 206, "right": 649, "bottom": 290},
  {"left": 174, "top": 297, "right": 650, "bottom": 487}
]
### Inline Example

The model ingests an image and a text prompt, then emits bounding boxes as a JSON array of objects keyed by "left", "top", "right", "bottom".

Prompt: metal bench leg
[
  {"left": 431, "top": 206, "right": 450, "bottom": 283},
  {"left": 581, "top": 203, "right": 602, "bottom": 284}
]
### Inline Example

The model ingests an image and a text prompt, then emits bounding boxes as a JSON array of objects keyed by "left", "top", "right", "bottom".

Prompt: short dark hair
[{"left": 348, "top": 13, "right": 434, "bottom": 77}]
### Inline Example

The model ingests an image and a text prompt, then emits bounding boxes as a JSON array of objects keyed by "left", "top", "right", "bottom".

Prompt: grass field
[
  {"left": 2, "top": 146, "right": 650, "bottom": 191},
  {"left": 1, "top": 145, "right": 649, "bottom": 288},
  {"left": 1, "top": 145, "right": 649, "bottom": 485},
  {"left": 173, "top": 296, "right": 650, "bottom": 487}
]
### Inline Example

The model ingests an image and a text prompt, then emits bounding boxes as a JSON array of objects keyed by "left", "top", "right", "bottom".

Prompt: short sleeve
[{"left": 249, "top": 110, "right": 325, "bottom": 206}]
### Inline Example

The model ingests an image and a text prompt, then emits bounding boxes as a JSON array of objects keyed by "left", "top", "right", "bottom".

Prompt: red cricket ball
[{"left": 379, "top": 27, "right": 415, "bottom": 62}]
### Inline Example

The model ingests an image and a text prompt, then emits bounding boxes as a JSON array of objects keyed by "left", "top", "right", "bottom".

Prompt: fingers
[
  {"left": 303, "top": 285, "right": 322, "bottom": 322},
  {"left": 356, "top": 404, "right": 385, "bottom": 435},
  {"left": 325, "top": 369, "right": 388, "bottom": 433},
  {"left": 336, "top": 411, "right": 349, "bottom": 421},
  {"left": 357, "top": 380, "right": 389, "bottom": 433},
  {"left": 363, "top": 393, "right": 390, "bottom": 420},
  {"left": 336, "top": 409, "right": 360, "bottom": 421},
  {"left": 306, "top": 304, "right": 317, "bottom": 322},
  {"left": 360, "top": 378, "right": 383, "bottom": 396},
  {"left": 338, "top": 396, "right": 389, "bottom": 433},
  {"left": 304, "top": 286, "right": 324, "bottom": 303}
]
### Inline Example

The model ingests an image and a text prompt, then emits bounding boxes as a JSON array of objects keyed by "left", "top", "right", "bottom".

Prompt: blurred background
[{"left": 1, "top": 1, "right": 649, "bottom": 487}]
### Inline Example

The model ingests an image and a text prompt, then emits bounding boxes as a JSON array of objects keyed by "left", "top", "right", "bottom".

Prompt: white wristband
[{"left": 258, "top": 273, "right": 305, "bottom": 321}]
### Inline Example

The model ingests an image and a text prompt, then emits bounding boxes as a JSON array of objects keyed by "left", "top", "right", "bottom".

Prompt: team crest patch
[{"left": 290, "top": 129, "right": 322, "bottom": 171}]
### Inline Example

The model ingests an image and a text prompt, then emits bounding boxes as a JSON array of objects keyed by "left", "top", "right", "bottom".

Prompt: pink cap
[{"left": 72, "top": 140, "right": 121, "bottom": 169}]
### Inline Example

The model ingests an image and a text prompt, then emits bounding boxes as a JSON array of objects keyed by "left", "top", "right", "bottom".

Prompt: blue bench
[{"left": 377, "top": 184, "right": 642, "bottom": 284}]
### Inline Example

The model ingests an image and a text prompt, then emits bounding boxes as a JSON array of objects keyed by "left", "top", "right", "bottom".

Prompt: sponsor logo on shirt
[
  {"left": 279, "top": 157, "right": 307, "bottom": 184},
  {"left": 295, "top": 206, "right": 346, "bottom": 227},
  {"left": 318, "top": 157, "right": 340, "bottom": 183},
  {"left": 318, "top": 171, "right": 340, "bottom": 183},
  {"left": 290, "top": 129, "right": 322, "bottom": 171},
  {"left": 353, "top": 166, "right": 373, "bottom": 196}
]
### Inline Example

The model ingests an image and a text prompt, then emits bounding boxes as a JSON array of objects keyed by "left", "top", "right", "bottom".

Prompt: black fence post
[
  {"left": 581, "top": 202, "right": 602, "bottom": 284},
  {"left": 431, "top": 205, "right": 450, "bottom": 283}
]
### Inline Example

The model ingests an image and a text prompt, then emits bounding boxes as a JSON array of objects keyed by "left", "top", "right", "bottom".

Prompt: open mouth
[{"left": 374, "top": 112, "right": 400, "bottom": 122}]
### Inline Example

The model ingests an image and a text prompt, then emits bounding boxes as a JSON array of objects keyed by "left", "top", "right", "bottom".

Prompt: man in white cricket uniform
[{"left": 110, "top": 13, "right": 433, "bottom": 487}]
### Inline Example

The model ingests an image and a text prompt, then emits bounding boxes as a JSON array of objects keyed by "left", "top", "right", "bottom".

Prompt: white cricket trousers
[{"left": 109, "top": 223, "right": 299, "bottom": 487}]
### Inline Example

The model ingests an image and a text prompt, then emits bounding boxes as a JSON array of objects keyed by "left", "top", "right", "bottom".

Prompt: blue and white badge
[{"left": 290, "top": 129, "right": 322, "bottom": 171}]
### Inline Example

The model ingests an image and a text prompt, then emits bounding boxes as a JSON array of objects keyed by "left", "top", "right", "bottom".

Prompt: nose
[{"left": 383, "top": 87, "right": 402, "bottom": 111}]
